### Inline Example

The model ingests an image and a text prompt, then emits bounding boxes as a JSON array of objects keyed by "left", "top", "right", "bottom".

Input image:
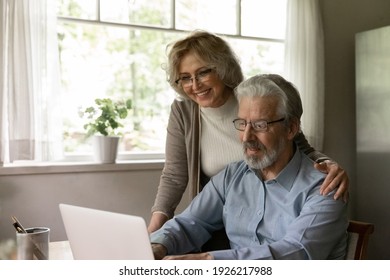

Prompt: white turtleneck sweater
[{"left": 200, "top": 95, "right": 243, "bottom": 178}]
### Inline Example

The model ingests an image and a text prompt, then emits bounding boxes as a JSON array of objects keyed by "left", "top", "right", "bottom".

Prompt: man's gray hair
[{"left": 234, "top": 74, "right": 303, "bottom": 124}]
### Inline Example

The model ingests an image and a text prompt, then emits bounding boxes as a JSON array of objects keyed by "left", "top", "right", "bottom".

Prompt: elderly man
[{"left": 150, "top": 74, "right": 348, "bottom": 260}]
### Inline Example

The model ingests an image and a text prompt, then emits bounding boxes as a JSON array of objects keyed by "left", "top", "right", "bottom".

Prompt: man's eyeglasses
[
  {"left": 232, "top": 118, "right": 285, "bottom": 132},
  {"left": 175, "top": 68, "right": 215, "bottom": 88}
]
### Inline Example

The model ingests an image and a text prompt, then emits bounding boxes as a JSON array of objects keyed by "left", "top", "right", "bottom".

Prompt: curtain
[
  {"left": 284, "top": 0, "right": 325, "bottom": 151},
  {"left": 0, "top": 0, "right": 62, "bottom": 165}
]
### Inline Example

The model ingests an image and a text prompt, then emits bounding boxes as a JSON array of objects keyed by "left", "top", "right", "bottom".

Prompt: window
[{"left": 57, "top": 0, "right": 287, "bottom": 161}]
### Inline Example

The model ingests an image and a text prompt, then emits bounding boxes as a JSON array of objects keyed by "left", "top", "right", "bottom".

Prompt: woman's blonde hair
[{"left": 165, "top": 30, "right": 244, "bottom": 99}]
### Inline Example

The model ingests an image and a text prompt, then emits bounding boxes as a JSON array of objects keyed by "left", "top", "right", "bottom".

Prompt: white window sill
[{"left": 0, "top": 159, "right": 165, "bottom": 176}]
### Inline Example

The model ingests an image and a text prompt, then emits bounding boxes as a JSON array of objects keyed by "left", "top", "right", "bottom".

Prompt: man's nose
[{"left": 241, "top": 123, "right": 254, "bottom": 142}]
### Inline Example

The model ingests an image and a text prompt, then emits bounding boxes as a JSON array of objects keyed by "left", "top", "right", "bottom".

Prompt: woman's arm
[
  {"left": 148, "top": 212, "right": 169, "bottom": 233},
  {"left": 149, "top": 101, "right": 191, "bottom": 231},
  {"left": 294, "top": 132, "right": 349, "bottom": 202}
]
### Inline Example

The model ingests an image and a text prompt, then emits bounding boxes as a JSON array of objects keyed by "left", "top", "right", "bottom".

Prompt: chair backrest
[{"left": 345, "top": 220, "right": 374, "bottom": 260}]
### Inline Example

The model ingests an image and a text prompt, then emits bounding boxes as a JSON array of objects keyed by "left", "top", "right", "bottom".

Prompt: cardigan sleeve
[
  {"left": 150, "top": 100, "right": 192, "bottom": 218},
  {"left": 294, "top": 131, "right": 331, "bottom": 163}
]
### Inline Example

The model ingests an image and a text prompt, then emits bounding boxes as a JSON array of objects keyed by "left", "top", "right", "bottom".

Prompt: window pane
[
  {"left": 58, "top": 22, "right": 179, "bottom": 154},
  {"left": 56, "top": 0, "right": 287, "bottom": 160},
  {"left": 100, "top": 0, "right": 172, "bottom": 27},
  {"left": 228, "top": 38, "right": 284, "bottom": 77},
  {"left": 176, "top": 0, "right": 237, "bottom": 34},
  {"left": 241, "top": 0, "right": 287, "bottom": 39},
  {"left": 57, "top": 0, "right": 97, "bottom": 20}
]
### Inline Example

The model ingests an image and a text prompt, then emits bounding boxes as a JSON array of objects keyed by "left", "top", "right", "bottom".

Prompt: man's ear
[{"left": 287, "top": 118, "right": 300, "bottom": 140}]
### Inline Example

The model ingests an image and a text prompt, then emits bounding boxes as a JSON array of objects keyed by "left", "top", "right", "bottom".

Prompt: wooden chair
[{"left": 345, "top": 220, "right": 374, "bottom": 260}]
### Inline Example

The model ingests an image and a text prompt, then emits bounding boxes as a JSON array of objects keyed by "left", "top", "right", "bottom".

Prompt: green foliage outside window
[{"left": 57, "top": 0, "right": 285, "bottom": 156}]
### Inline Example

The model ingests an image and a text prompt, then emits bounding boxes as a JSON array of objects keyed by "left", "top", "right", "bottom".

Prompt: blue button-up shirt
[{"left": 150, "top": 149, "right": 348, "bottom": 260}]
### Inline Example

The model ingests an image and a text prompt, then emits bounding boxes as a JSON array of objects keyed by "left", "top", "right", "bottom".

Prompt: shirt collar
[
  {"left": 248, "top": 146, "right": 302, "bottom": 192},
  {"left": 273, "top": 147, "right": 302, "bottom": 191}
]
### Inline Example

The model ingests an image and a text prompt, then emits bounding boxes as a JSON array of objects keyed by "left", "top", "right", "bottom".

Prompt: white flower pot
[{"left": 92, "top": 135, "right": 120, "bottom": 163}]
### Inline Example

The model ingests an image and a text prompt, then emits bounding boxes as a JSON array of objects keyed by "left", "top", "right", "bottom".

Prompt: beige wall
[
  {"left": 320, "top": 0, "right": 390, "bottom": 185},
  {"left": 0, "top": 163, "right": 191, "bottom": 243},
  {"left": 320, "top": 0, "right": 390, "bottom": 259}
]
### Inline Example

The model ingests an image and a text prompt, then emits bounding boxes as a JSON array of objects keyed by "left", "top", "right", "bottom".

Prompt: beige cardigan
[{"left": 151, "top": 98, "right": 329, "bottom": 218}]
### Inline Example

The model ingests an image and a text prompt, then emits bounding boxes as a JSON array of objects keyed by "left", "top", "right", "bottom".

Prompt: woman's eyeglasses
[{"left": 175, "top": 68, "right": 215, "bottom": 88}]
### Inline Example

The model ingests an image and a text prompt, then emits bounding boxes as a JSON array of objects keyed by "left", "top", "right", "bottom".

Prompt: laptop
[{"left": 59, "top": 203, "right": 154, "bottom": 260}]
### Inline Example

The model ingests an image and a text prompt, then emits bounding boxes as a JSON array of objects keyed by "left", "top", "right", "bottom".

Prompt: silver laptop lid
[{"left": 59, "top": 203, "right": 154, "bottom": 260}]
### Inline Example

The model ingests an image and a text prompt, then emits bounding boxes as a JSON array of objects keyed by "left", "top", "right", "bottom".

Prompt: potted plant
[{"left": 80, "top": 98, "right": 132, "bottom": 163}]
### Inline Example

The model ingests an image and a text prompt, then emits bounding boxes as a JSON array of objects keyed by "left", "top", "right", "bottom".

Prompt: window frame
[{"left": 56, "top": 0, "right": 285, "bottom": 163}]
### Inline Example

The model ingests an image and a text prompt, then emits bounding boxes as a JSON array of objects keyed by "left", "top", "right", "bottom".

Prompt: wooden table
[{"left": 49, "top": 241, "right": 73, "bottom": 260}]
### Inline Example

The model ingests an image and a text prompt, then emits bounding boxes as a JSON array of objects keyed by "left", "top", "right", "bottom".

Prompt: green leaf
[{"left": 80, "top": 98, "right": 132, "bottom": 137}]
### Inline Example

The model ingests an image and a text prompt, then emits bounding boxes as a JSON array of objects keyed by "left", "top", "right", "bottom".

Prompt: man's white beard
[{"left": 243, "top": 138, "right": 286, "bottom": 170}]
